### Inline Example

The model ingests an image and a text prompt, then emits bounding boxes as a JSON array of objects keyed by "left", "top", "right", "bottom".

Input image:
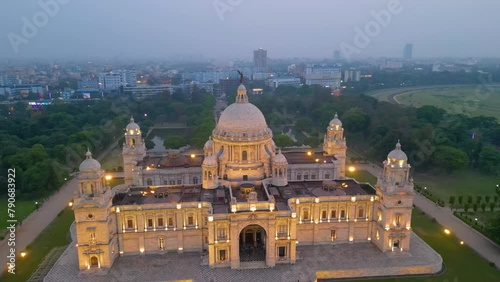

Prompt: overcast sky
[{"left": 1, "top": 0, "right": 499, "bottom": 60}]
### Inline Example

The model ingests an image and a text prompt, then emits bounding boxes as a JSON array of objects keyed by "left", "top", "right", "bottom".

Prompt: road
[
  {"left": 0, "top": 142, "right": 119, "bottom": 275},
  {"left": 358, "top": 163, "right": 500, "bottom": 268}
]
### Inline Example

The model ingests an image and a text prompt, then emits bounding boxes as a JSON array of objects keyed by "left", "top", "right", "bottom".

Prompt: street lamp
[
  {"left": 348, "top": 166, "right": 356, "bottom": 172},
  {"left": 68, "top": 202, "right": 73, "bottom": 207},
  {"left": 20, "top": 251, "right": 27, "bottom": 258},
  {"left": 444, "top": 229, "right": 451, "bottom": 235}
]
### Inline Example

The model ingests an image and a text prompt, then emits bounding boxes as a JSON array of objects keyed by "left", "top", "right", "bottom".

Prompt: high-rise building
[
  {"left": 98, "top": 70, "right": 137, "bottom": 91},
  {"left": 253, "top": 48, "right": 268, "bottom": 69},
  {"left": 333, "top": 50, "right": 341, "bottom": 60},
  {"left": 403, "top": 43, "right": 413, "bottom": 59}
]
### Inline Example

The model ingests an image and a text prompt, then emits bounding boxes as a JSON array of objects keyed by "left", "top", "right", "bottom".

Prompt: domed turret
[
  {"left": 329, "top": 112, "right": 342, "bottom": 126},
  {"left": 203, "top": 136, "right": 214, "bottom": 156},
  {"left": 126, "top": 116, "right": 140, "bottom": 131},
  {"left": 387, "top": 140, "right": 408, "bottom": 165},
  {"left": 202, "top": 155, "right": 218, "bottom": 167},
  {"left": 273, "top": 149, "right": 288, "bottom": 165},
  {"left": 79, "top": 149, "right": 101, "bottom": 173}
]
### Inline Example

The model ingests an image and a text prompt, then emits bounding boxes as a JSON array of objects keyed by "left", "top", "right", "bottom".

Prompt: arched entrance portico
[
  {"left": 90, "top": 256, "right": 99, "bottom": 268},
  {"left": 239, "top": 224, "right": 266, "bottom": 262}
]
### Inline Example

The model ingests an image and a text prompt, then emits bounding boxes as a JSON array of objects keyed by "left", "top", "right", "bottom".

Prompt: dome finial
[
  {"left": 396, "top": 139, "right": 401, "bottom": 150},
  {"left": 130, "top": 116, "right": 134, "bottom": 123},
  {"left": 334, "top": 112, "right": 338, "bottom": 119},
  {"left": 278, "top": 148, "right": 282, "bottom": 154},
  {"left": 85, "top": 148, "right": 92, "bottom": 159}
]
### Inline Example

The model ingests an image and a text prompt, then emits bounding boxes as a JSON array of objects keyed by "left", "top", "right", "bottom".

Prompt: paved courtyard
[{"left": 44, "top": 230, "right": 441, "bottom": 282}]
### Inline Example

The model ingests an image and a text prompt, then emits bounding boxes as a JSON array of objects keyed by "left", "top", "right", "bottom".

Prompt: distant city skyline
[{"left": 1, "top": 0, "right": 499, "bottom": 60}]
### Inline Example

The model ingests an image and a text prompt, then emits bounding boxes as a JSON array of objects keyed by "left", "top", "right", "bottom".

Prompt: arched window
[
  {"left": 146, "top": 178, "right": 153, "bottom": 186},
  {"left": 242, "top": 150, "right": 248, "bottom": 161},
  {"left": 193, "top": 176, "right": 198, "bottom": 184},
  {"left": 358, "top": 207, "right": 365, "bottom": 218},
  {"left": 130, "top": 138, "right": 135, "bottom": 147}
]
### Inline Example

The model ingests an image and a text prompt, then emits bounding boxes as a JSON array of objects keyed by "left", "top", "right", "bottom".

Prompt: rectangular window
[
  {"left": 331, "top": 210, "right": 337, "bottom": 219},
  {"left": 311, "top": 174, "right": 316, "bottom": 180},
  {"left": 340, "top": 210, "right": 346, "bottom": 219},
  {"left": 303, "top": 210, "right": 309, "bottom": 221},
  {"left": 278, "top": 246, "right": 286, "bottom": 258},
  {"left": 219, "top": 249, "right": 226, "bottom": 261},
  {"left": 147, "top": 218, "right": 153, "bottom": 228},
  {"left": 159, "top": 238, "right": 165, "bottom": 250},
  {"left": 177, "top": 179, "right": 182, "bottom": 185},
  {"left": 243, "top": 175, "right": 248, "bottom": 181},
  {"left": 217, "top": 228, "right": 227, "bottom": 240},
  {"left": 358, "top": 208, "right": 364, "bottom": 218},
  {"left": 331, "top": 230, "right": 337, "bottom": 241},
  {"left": 297, "top": 174, "right": 302, "bottom": 180},
  {"left": 324, "top": 173, "right": 330, "bottom": 179},
  {"left": 304, "top": 174, "right": 309, "bottom": 180},
  {"left": 277, "top": 225, "right": 287, "bottom": 237},
  {"left": 168, "top": 217, "right": 174, "bottom": 227},
  {"left": 395, "top": 214, "right": 402, "bottom": 226},
  {"left": 158, "top": 217, "right": 164, "bottom": 227},
  {"left": 378, "top": 210, "right": 382, "bottom": 222},
  {"left": 127, "top": 219, "right": 134, "bottom": 229},
  {"left": 188, "top": 216, "right": 194, "bottom": 226},
  {"left": 321, "top": 210, "right": 327, "bottom": 220}
]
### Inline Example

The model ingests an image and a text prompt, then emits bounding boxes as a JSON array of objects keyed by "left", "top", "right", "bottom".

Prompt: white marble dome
[
  {"left": 329, "top": 113, "right": 342, "bottom": 126},
  {"left": 79, "top": 150, "right": 101, "bottom": 173},
  {"left": 126, "top": 117, "right": 140, "bottom": 131},
  {"left": 202, "top": 155, "right": 217, "bottom": 167},
  {"left": 273, "top": 150, "right": 288, "bottom": 165},
  {"left": 214, "top": 84, "right": 271, "bottom": 138},
  {"left": 387, "top": 141, "right": 408, "bottom": 161}
]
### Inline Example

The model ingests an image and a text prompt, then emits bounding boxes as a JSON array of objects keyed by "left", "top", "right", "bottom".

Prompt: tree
[
  {"left": 449, "top": 196, "right": 456, "bottom": 206},
  {"left": 473, "top": 203, "right": 478, "bottom": 212},
  {"left": 485, "top": 195, "right": 491, "bottom": 203},
  {"left": 467, "top": 195, "right": 473, "bottom": 204},
  {"left": 494, "top": 195, "right": 499, "bottom": 203},
  {"left": 274, "top": 134, "right": 294, "bottom": 148},
  {"left": 416, "top": 105, "right": 446, "bottom": 124},
  {"left": 481, "top": 203, "right": 487, "bottom": 212},
  {"left": 305, "top": 136, "right": 321, "bottom": 148},
  {"left": 294, "top": 117, "right": 313, "bottom": 133},
  {"left": 486, "top": 215, "right": 500, "bottom": 243},
  {"left": 431, "top": 146, "right": 468, "bottom": 172},
  {"left": 458, "top": 195, "right": 463, "bottom": 205},
  {"left": 164, "top": 135, "right": 185, "bottom": 149},
  {"left": 490, "top": 202, "right": 496, "bottom": 211},
  {"left": 464, "top": 203, "right": 470, "bottom": 212},
  {"left": 341, "top": 107, "right": 369, "bottom": 133},
  {"left": 476, "top": 195, "right": 482, "bottom": 204},
  {"left": 478, "top": 146, "right": 500, "bottom": 174}
]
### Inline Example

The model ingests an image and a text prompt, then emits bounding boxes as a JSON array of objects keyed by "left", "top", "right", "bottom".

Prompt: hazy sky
[{"left": 1, "top": 0, "right": 499, "bottom": 60}]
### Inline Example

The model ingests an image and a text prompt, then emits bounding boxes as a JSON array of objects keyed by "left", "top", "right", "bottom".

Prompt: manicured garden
[{"left": 0, "top": 198, "right": 40, "bottom": 231}]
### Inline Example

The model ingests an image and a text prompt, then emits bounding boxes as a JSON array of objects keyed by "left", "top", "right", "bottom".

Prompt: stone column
[
  {"left": 266, "top": 222, "right": 276, "bottom": 267},
  {"left": 230, "top": 222, "right": 240, "bottom": 269}
]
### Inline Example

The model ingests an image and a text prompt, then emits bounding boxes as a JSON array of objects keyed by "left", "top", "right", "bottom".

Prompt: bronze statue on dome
[{"left": 237, "top": 70, "right": 243, "bottom": 83}]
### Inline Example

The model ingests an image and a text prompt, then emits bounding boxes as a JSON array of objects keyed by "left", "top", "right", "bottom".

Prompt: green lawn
[
  {"left": 413, "top": 170, "right": 499, "bottom": 203},
  {"left": 347, "top": 170, "right": 377, "bottom": 185},
  {"left": 366, "top": 208, "right": 500, "bottom": 282},
  {"left": 100, "top": 146, "right": 123, "bottom": 171},
  {"left": 1, "top": 208, "right": 74, "bottom": 282},
  {"left": 0, "top": 198, "right": 40, "bottom": 230}
]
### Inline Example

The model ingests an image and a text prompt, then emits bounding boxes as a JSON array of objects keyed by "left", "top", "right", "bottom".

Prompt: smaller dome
[
  {"left": 202, "top": 155, "right": 217, "bottom": 167},
  {"left": 387, "top": 140, "right": 408, "bottom": 161},
  {"left": 273, "top": 149, "right": 288, "bottom": 165},
  {"left": 237, "top": 84, "right": 246, "bottom": 91},
  {"left": 329, "top": 112, "right": 342, "bottom": 126},
  {"left": 126, "top": 117, "right": 140, "bottom": 130},
  {"left": 204, "top": 137, "right": 214, "bottom": 150},
  {"left": 79, "top": 149, "right": 101, "bottom": 173}
]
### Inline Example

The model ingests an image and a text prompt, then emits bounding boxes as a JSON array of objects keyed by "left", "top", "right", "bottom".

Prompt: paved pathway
[
  {"left": 357, "top": 163, "right": 500, "bottom": 268},
  {"left": 0, "top": 144, "right": 116, "bottom": 275}
]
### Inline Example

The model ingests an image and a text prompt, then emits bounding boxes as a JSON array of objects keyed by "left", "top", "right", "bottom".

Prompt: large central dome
[{"left": 213, "top": 84, "right": 271, "bottom": 138}]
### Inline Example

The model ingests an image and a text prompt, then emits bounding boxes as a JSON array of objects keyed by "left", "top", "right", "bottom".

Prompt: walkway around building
[{"left": 357, "top": 163, "right": 500, "bottom": 268}]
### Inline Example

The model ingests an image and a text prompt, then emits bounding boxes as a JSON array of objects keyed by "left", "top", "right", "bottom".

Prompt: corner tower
[
  {"left": 323, "top": 113, "right": 347, "bottom": 177},
  {"left": 122, "top": 117, "right": 146, "bottom": 186},
  {"left": 73, "top": 150, "right": 117, "bottom": 273},
  {"left": 372, "top": 141, "right": 414, "bottom": 253}
]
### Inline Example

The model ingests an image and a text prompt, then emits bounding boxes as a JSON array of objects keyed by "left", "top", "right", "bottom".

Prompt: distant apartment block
[
  {"left": 403, "top": 43, "right": 413, "bottom": 60},
  {"left": 253, "top": 48, "right": 268, "bottom": 71},
  {"left": 98, "top": 70, "right": 137, "bottom": 90},
  {"left": 0, "top": 74, "right": 22, "bottom": 86},
  {"left": 267, "top": 77, "right": 301, "bottom": 88},
  {"left": 344, "top": 70, "right": 361, "bottom": 82},
  {"left": 77, "top": 79, "right": 99, "bottom": 89},
  {"left": 380, "top": 61, "right": 403, "bottom": 70},
  {"left": 305, "top": 65, "right": 341, "bottom": 88}
]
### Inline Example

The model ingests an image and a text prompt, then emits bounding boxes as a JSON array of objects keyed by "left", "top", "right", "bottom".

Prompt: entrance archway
[
  {"left": 90, "top": 256, "right": 99, "bottom": 267},
  {"left": 239, "top": 224, "right": 266, "bottom": 262}
]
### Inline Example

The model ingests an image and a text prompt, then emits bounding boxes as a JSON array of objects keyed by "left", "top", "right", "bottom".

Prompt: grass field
[
  {"left": 368, "top": 85, "right": 500, "bottom": 121},
  {"left": 1, "top": 208, "right": 74, "bottom": 282},
  {"left": 347, "top": 170, "right": 377, "bottom": 185},
  {"left": 100, "top": 146, "right": 122, "bottom": 171},
  {"left": 413, "top": 170, "right": 499, "bottom": 203},
  {"left": 0, "top": 198, "right": 40, "bottom": 230}
]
